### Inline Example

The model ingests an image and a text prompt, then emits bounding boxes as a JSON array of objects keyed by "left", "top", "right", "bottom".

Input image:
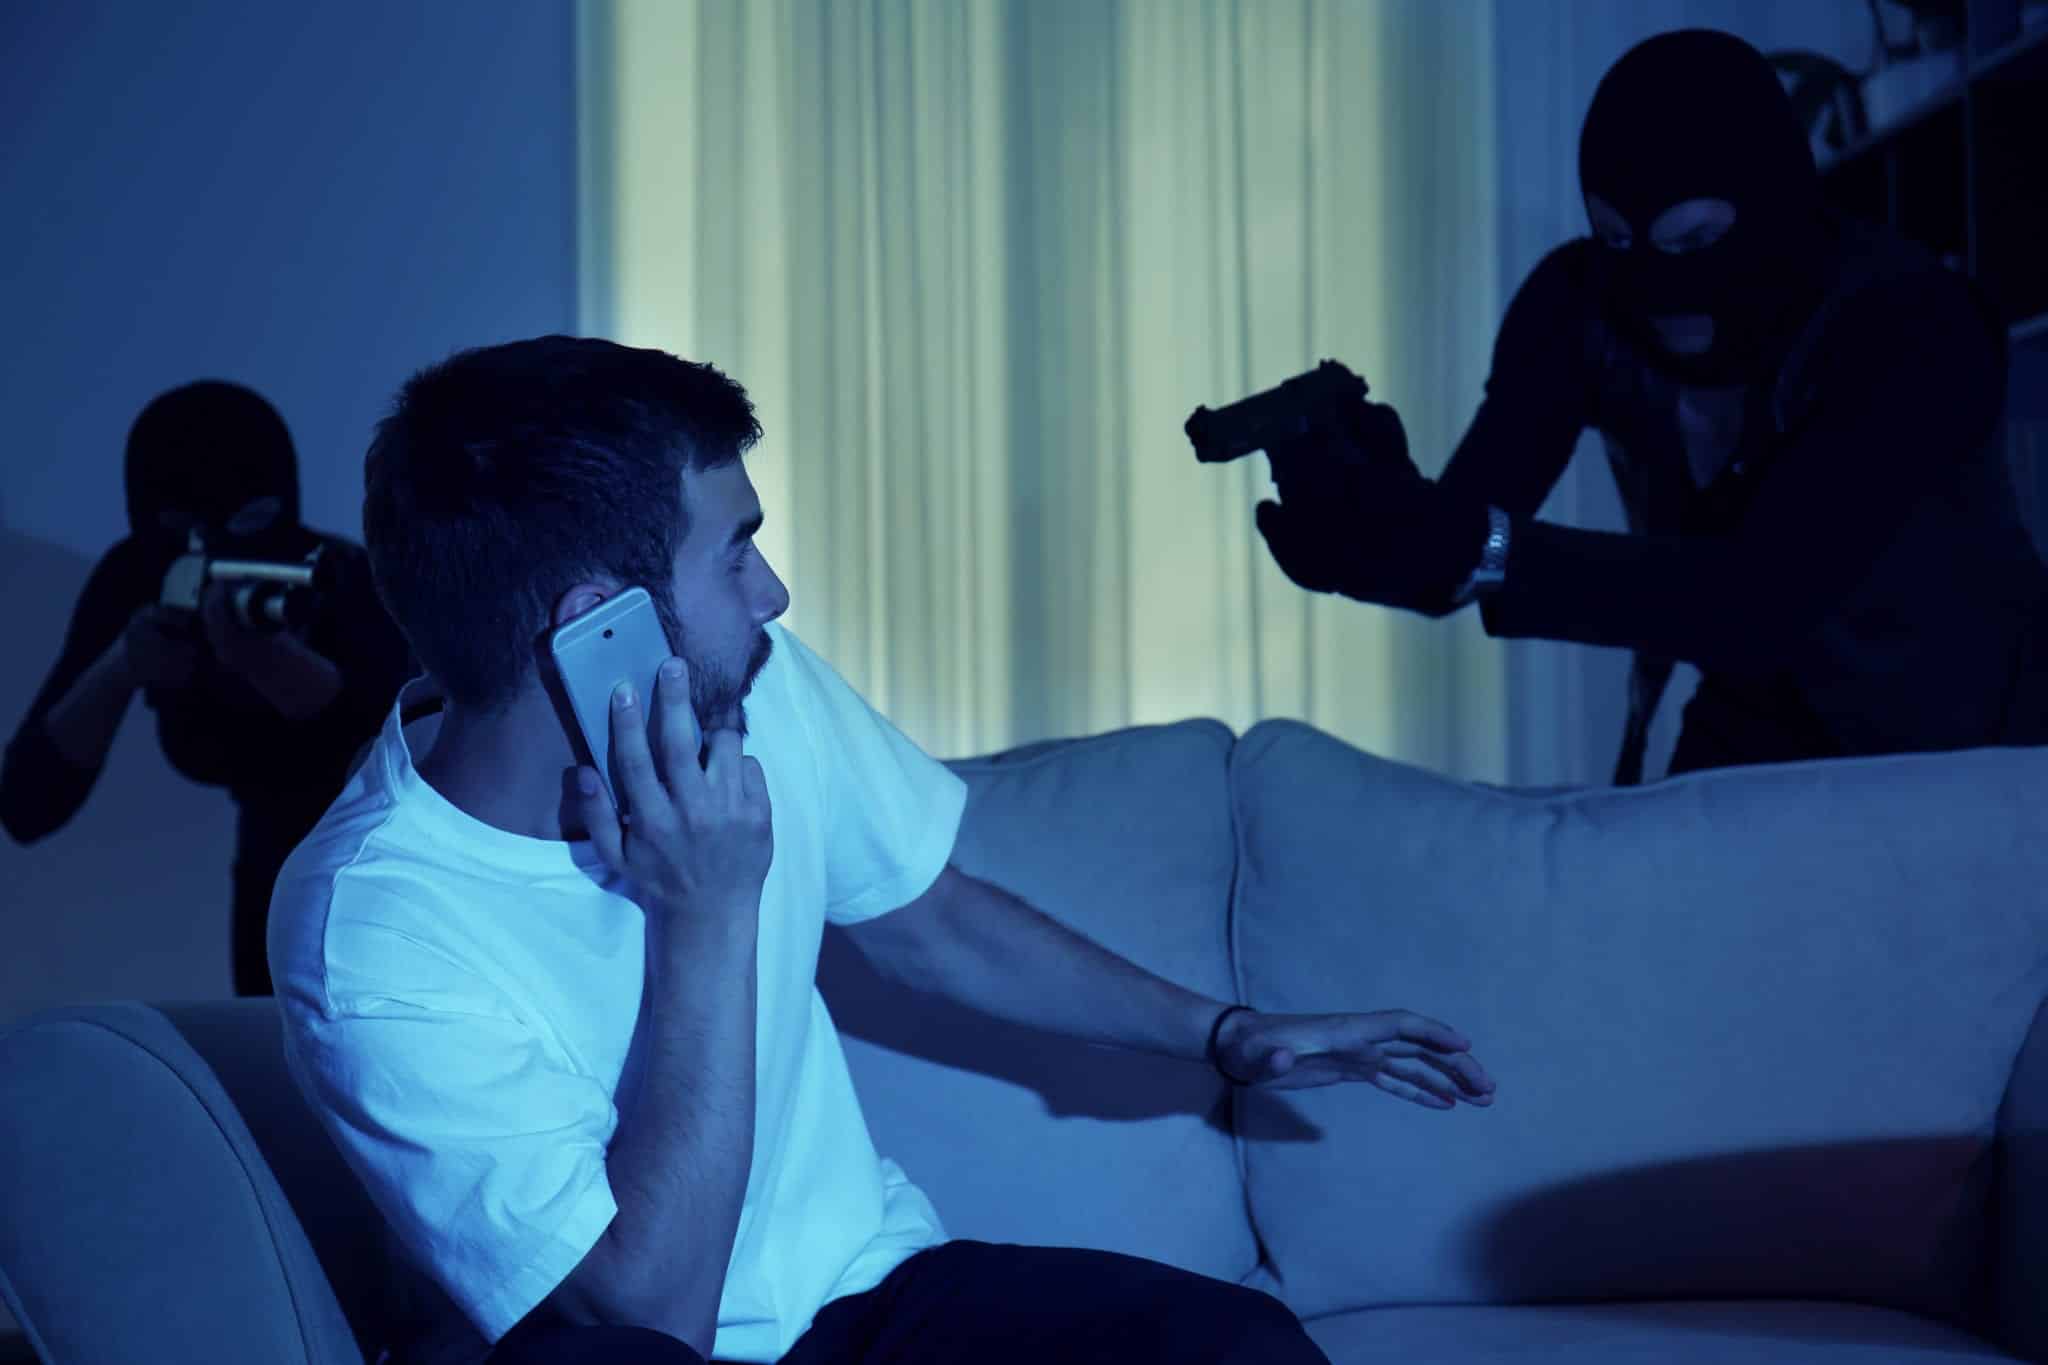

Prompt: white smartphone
[{"left": 547, "top": 585, "right": 699, "bottom": 817}]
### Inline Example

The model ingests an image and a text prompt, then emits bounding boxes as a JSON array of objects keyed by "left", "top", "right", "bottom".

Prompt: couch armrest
[
  {"left": 1996, "top": 994, "right": 2048, "bottom": 1363},
  {"left": 0, "top": 1003, "right": 364, "bottom": 1364}
]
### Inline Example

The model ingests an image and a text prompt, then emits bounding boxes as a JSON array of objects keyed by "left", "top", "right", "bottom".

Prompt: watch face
[{"left": 1483, "top": 509, "right": 1509, "bottom": 567}]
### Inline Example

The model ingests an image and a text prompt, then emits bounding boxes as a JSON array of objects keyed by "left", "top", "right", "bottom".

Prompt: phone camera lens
[{"left": 603, "top": 628, "right": 613, "bottom": 638}]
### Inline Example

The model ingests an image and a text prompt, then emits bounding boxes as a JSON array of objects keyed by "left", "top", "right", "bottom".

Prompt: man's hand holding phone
[{"left": 573, "top": 655, "right": 774, "bottom": 924}]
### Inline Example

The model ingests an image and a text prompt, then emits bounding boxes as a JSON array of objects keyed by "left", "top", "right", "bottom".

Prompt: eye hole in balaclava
[
  {"left": 124, "top": 381, "right": 303, "bottom": 558},
  {"left": 1587, "top": 195, "right": 1737, "bottom": 255},
  {"left": 1579, "top": 28, "right": 1828, "bottom": 386}
]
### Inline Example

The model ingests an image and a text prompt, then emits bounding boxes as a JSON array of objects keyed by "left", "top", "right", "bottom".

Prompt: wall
[{"left": 0, "top": 1, "right": 577, "bottom": 1024}]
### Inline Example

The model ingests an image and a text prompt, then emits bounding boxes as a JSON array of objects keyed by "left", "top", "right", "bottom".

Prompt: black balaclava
[
  {"left": 124, "top": 380, "right": 303, "bottom": 559},
  {"left": 1578, "top": 29, "right": 1829, "bottom": 387}
]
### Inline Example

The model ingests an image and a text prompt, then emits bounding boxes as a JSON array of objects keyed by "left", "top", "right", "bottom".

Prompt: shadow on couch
[
  {"left": 818, "top": 922, "right": 1322, "bottom": 1142},
  {"left": 1475, "top": 1135, "right": 2008, "bottom": 1341}
]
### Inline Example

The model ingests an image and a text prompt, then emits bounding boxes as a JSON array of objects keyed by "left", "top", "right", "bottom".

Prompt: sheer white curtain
[{"left": 578, "top": 0, "right": 1506, "bottom": 776}]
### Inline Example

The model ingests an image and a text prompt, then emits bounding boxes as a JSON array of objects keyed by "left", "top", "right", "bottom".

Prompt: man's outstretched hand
[{"left": 1213, "top": 1008, "right": 1495, "bottom": 1109}]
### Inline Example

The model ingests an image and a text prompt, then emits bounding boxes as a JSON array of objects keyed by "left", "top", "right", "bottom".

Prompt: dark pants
[{"left": 483, "top": 1240, "right": 1329, "bottom": 1365}]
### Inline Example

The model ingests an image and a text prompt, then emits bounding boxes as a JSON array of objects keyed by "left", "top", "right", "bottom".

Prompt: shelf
[
  {"left": 1969, "top": 14, "right": 2048, "bottom": 82},
  {"left": 1815, "top": 20, "right": 2048, "bottom": 179},
  {"left": 1894, "top": 101, "right": 1969, "bottom": 266},
  {"left": 1972, "top": 36, "right": 2048, "bottom": 321},
  {"left": 1807, "top": 4, "right": 2046, "bottom": 449},
  {"left": 1816, "top": 77, "right": 1964, "bottom": 176}
]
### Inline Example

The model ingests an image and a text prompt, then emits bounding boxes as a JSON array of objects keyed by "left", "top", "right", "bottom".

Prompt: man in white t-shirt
[{"left": 269, "top": 336, "right": 1495, "bottom": 1365}]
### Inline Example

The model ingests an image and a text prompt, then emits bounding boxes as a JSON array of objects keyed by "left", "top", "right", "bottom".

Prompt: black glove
[{"left": 1253, "top": 400, "right": 1490, "bottom": 618}]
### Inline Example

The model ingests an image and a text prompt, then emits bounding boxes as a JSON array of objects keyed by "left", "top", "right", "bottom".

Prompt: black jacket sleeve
[
  {"left": 0, "top": 543, "right": 151, "bottom": 843},
  {"left": 1476, "top": 269, "right": 2006, "bottom": 677},
  {"left": 1436, "top": 240, "right": 1601, "bottom": 519}
]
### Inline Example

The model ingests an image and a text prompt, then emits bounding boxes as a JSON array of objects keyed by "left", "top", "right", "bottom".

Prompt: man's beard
[
  {"left": 649, "top": 589, "right": 776, "bottom": 737},
  {"left": 683, "top": 628, "right": 774, "bottom": 739}
]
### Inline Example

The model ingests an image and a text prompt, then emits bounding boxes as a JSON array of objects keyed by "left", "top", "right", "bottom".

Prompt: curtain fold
[{"left": 580, "top": 0, "right": 1507, "bottom": 778}]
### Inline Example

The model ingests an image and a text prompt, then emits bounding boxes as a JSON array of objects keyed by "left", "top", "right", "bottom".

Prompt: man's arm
[
  {"left": 840, "top": 862, "right": 1496, "bottom": 1107},
  {"left": 1255, "top": 245, "right": 1596, "bottom": 617},
  {"left": 839, "top": 863, "right": 1224, "bottom": 1062},
  {"left": 525, "top": 679, "right": 771, "bottom": 1357},
  {"left": 533, "top": 912, "right": 757, "bottom": 1355},
  {"left": 1434, "top": 239, "right": 1600, "bottom": 521},
  {"left": 1479, "top": 272, "right": 2005, "bottom": 675},
  {"left": 3, "top": 549, "right": 146, "bottom": 843},
  {"left": 201, "top": 583, "right": 346, "bottom": 720}
]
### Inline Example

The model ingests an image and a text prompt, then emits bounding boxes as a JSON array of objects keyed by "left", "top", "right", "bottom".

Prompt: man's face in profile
[{"left": 658, "top": 461, "right": 790, "bottom": 736}]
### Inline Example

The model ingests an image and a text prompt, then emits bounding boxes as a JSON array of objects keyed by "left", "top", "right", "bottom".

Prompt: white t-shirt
[{"left": 269, "top": 620, "right": 968, "bottom": 1362}]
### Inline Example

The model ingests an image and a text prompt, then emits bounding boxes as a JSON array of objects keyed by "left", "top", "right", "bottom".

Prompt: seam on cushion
[
  {"left": 0, "top": 1270, "right": 55, "bottom": 1365},
  {"left": 943, "top": 717, "right": 1235, "bottom": 776},
  {"left": 1257, "top": 714, "right": 2022, "bottom": 809},
  {"left": 1221, "top": 727, "right": 1275, "bottom": 1285},
  {"left": 1996, "top": 991, "right": 2048, "bottom": 1134},
  {"left": 1993, "top": 988, "right": 2048, "bottom": 1313},
  {"left": 945, "top": 716, "right": 1249, "bottom": 1269},
  {"left": 13, "top": 1013, "right": 326, "bottom": 1365}
]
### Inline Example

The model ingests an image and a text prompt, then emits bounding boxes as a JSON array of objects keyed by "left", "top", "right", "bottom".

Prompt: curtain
[{"left": 578, "top": 0, "right": 1507, "bottom": 778}]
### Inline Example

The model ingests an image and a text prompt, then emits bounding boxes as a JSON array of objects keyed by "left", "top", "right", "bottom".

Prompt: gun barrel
[{"left": 206, "top": 558, "right": 316, "bottom": 586}]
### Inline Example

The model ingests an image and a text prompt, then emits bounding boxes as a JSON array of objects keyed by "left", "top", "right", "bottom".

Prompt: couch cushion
[
  {"left": 1301, "top": 1301, "right": 2011, "bottom": 1365},
  {"left": 0, "top": 1002, "right": 363, "bottom": 1365},
  {"left": 1229, "top": 720, "right": 2048, "bottom": 1322},
  {"left": 819, "top": 719, "right": 1259, "bottom": 1283}
]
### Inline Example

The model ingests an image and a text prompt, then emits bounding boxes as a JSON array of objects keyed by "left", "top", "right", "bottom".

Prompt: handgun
[{"left": 1183, "top": 359, "right": 1370, "bottom": 465}]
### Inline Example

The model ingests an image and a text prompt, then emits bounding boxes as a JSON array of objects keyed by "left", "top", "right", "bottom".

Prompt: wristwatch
[{"left": 1453, "top": 505, "right": 1511, "bottom": 606}]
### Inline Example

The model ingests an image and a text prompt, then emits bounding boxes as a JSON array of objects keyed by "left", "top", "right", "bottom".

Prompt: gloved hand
[{"left": 1253, "top": 400, "right": 1491, "bottom": 618}]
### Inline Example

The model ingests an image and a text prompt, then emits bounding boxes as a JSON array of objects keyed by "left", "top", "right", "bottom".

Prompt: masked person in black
[
  {"left": 1252, "top": 27, "right": 2048, "bottom": 783},
  {"left": 1, "top": 381, "right": 413, "bottom": 994}
]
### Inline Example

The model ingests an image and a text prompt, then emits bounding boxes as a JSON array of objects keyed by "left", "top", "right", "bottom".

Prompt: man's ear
[{"left": 551, "top": 581, "right": 618, "bottom": 629}]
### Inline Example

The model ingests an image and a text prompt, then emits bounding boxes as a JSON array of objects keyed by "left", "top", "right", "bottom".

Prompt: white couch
[{"left": 2, "top": 717, "right": 2043, "bottom": 1363}]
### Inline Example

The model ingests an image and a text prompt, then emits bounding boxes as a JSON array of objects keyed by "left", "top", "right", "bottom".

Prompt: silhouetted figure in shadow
[
  {"left": 1247, "top": 28, "right": 2048, "bottom": 783},
  {"left": 0, "top": 381, "right": 413, "bottom": 995}
]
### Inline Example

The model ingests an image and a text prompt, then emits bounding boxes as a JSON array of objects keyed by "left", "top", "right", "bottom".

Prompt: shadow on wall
[{"left": 0, "top": 523, "right": 235, "bottom": 1029}]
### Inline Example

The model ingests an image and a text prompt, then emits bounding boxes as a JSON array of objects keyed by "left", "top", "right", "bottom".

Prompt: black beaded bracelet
[{"left": 1206, "top": 1003, "right": 1255, "bottom": 1086}]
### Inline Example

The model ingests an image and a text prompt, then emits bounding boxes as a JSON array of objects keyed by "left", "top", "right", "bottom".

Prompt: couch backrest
[
  {"left": 153, "top": 1000, "right": 477, "bottom": 1359},
  {"left": 0, "top": 1001, "right": 366, "bottom": 1364},
  {"left": 819, "top": 718, "right": 1260, "bottom": 1284},
  {"left": 1227, "top": 720, "right": 2048, "bottom": 1325}
]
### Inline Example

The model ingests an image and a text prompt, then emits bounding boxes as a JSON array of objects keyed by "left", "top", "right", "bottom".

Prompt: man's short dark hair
[{"left": 363, "top": 335, "right": 761, "bottom": 714}]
